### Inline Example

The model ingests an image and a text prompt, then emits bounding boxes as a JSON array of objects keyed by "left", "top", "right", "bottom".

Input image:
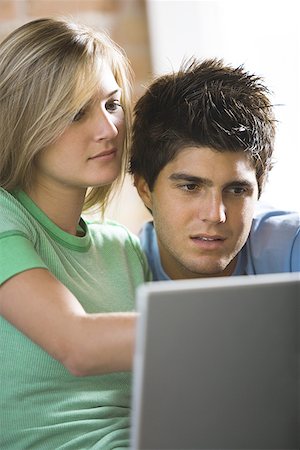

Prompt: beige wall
[{"left": 0, "top": 0, "right": 152, "bottom": 233}]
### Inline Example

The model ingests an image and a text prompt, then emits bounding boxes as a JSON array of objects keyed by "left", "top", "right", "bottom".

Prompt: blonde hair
[{"left": 0, "top": 17, "right": 133, "bottom": 212}]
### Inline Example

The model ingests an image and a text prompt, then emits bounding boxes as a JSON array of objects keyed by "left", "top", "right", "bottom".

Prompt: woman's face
[{"left": 32, "top": 64, "right": 125, "bottom": 194}]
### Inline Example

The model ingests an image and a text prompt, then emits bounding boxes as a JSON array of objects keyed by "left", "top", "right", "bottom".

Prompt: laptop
[{"left": 130, "top": 272, "right": 300, "bottom": 450}]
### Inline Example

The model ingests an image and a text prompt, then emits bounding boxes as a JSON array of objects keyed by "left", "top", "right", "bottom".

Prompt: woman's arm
[{"left": 0, "top": 268, "right": 137, "bottom": 376}]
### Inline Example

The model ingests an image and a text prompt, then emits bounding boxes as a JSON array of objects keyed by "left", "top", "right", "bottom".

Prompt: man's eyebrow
[
  {"left": 169, "top": 173, "right": 256, "bottom": 189},
  {"left": 224, "top": 180, "right": 256, "bottom": 189},
  {"left": 169, "top": 173, "right": 212, "bottom": 186}
]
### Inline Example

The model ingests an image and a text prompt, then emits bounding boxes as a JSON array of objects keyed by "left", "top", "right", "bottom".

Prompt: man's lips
[
  {"left": 190, "top": 234, "right": 226, "bottom": 249},
  {"left": 190, "top": 234, "right": 225, "bottom": 241}
]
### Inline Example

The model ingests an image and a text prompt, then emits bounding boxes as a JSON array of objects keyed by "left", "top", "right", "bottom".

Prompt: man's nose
[{"left": 199, "top": 191, "right": 226, "bottom": 224}]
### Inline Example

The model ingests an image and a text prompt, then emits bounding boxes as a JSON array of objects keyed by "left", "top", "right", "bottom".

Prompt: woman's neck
[{"left": 25, "top": 183, "right": 87, "bottom": 236}]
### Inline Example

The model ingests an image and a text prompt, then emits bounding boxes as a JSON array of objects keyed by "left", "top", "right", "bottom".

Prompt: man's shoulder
[
  {"left": 139, "top": 220, "right": 156, "bottom": 258},
  {"left": 139, "top": 221, "right": 169, "bottom": 281},
  {"left": 246, "top": 205, "right": 300, "bottom": 273},
  {"left": 139, "top": 220, "right": 155, "bottom": 242},
  {"left": 251, "top": 204, "right": 300, "bottom": 234}
]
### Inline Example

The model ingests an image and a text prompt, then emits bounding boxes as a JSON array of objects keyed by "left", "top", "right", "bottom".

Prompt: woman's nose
[{"left": 94, "top": 110, "right": 119, "bottom": 140}]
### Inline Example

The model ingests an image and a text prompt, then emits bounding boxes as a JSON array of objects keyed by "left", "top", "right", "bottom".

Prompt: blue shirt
[{"left": 139, "top": 206, "right": 300, "bottom": 281}]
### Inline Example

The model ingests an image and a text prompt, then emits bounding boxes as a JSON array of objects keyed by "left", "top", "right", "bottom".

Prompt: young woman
[{"left": 0, "top": 18, "right": 150, "bottom": 449}]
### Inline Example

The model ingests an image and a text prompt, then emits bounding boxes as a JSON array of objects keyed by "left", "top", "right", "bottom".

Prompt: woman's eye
[
  {"left": 106, "top": 100, "right": 122, "bottom": 112},
  {"left": 72, "top": 108, "right": 86, "bottom": 122}
]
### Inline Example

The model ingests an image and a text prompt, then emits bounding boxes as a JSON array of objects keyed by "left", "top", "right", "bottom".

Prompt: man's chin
[
  {"left": 162, "top": 254, "right": 237, "bottom": 279},
  {"left": 183, "top": 260, "right": 235, "bottom": 279}
]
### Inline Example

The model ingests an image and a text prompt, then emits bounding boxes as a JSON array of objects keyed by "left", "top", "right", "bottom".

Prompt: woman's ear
[{"left": 134, "top": 174, "right": 153, "bottom": 210}]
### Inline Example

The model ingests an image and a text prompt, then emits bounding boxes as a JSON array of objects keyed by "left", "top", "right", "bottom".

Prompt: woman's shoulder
[
  {"left": 87, "top": 218, "right": 139, "bottom": 243},
  {"left": 87, "top": 218, "right": 150, "bottom": 276},
  {"left": 86, "top": 218, "right": 144, "bottom": 257},
  {"left": 0, "top": 187, "right": 19, "bottom": 208},
  {"left": 0, "top": 188, "right": 33, "bottom": 234}
]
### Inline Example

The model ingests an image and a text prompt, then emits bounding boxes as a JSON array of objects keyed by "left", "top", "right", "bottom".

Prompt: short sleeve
[{"left": 0, "top": 233, "right": 47, "bottom": 285}]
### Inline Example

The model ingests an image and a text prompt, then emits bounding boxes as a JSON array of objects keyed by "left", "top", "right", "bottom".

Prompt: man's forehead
[
  {"left": 168, "top": 146, "right": 254, "bottom": 168},
  {"left": 159, "top": 146, "right": 257, "bottom": 184}
]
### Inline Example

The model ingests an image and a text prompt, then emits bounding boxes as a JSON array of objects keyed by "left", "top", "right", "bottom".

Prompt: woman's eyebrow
[
  {"left": 91, "top": 88, "right": 122, "bottom": 104},
  {"left": 106, "top": 88, "right": 122, "bottom": 98}
]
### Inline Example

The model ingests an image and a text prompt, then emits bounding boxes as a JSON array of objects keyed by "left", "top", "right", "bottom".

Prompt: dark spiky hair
[{"left": 129, "top": 58, "right": 276, "bottom": 196}]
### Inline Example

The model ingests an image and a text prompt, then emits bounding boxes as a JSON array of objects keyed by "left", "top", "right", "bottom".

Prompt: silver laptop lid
[{"left": 131, "top": 272, "right": 300, "bottom": 450}]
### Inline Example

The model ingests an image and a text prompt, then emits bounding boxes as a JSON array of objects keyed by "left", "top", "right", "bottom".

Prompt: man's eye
[
  {"left": 181, "top": 184, "right": 198, "bottom": 192},
  {"left": 228, "top": 186, "right": 247, "bottom": 195},
  {"left": 106, "top": 100, "right": 123, "bottom": 112}
]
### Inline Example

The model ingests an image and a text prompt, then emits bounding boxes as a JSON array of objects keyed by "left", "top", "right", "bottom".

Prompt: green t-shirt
[{"left": 0, "top": 188, "right": 151, "bottom": 449}]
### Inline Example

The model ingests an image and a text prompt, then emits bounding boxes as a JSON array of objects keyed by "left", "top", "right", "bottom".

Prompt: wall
[
  {"left": 146, "top": 0, "right": 300, "bottom": 213},
  {"left": 0, "top": 0, "right": 152, "bottom": 233}
]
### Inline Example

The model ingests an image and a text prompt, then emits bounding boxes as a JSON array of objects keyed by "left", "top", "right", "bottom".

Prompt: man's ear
[{"left": 134, "top": 174, "right": 153, "bottom": 210}]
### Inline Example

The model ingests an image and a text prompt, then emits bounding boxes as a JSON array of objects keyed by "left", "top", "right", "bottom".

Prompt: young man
[{"left": 130, "top": 58, "right": 300, "bottom": 280}]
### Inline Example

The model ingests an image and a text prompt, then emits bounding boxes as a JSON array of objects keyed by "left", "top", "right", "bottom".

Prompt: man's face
[{"left": 136, "top": 146, "right": 259, "bottom": 279}]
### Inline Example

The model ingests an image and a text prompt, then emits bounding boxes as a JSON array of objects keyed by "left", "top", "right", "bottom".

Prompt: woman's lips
[{"left": 88, "top": 148, "right": 117, "bottom": 160}]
